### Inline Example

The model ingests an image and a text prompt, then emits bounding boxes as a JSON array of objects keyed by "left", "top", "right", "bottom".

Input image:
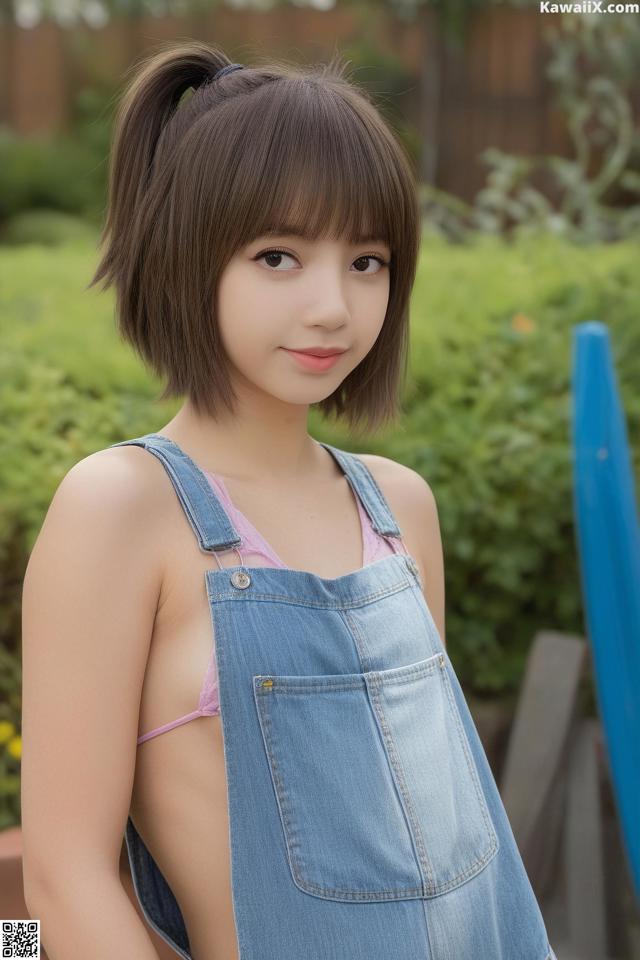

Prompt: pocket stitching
[
  {"left": 255, "top": 682, "right": 426, "bottom": 900},
  {"left": 254, "top": 652, "right": 442, "bottom": 695},
  {"left": 439, "top": 660, "right": 500, "bottom": 869},
  {"left": 366, "top": 676, "right": 437, "bottom": 892},
  {"left": 367, "top": 657, "right": 499, "bottom": 896},
  {"left": 254, "top": 655, "right": 500, "bottom": 901}
]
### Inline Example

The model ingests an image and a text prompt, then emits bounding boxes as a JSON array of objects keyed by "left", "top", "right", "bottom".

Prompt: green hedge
[
  {"left": 1, "top": 229, "right": 639, "bottom": 825},
  {"left": 0, "top": 130, "right": 106, "bottom": 226}
]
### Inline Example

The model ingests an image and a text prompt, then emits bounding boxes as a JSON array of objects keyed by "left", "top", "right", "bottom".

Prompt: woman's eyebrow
[{"left": 261, "top": 226, "right": 389, "bottom": 245}]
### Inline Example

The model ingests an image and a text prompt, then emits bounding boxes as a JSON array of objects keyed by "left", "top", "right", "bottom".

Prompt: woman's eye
[
  {"left": 352, "top": 255, "right": 389, "bottom": 274},
  {"left": 254, "top": 248, "right": 389, "bottom": 273},
  {"left": 255, "top": 248, "right": 298, "bottom": 271}
]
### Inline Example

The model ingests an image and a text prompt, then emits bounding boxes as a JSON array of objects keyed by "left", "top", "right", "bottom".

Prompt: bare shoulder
[
  {"left": 358, "top": 453, "right": 438, "bottom": 517},
  {"left": 356, "top": 454, "right": 441, "bottom": 558},
  {"left": 32, "top": 444, "right": 170, "bottom": 553},
  {"left": 63, "top": 443, "right": 169, "bottom": 512},
  {"left": 23, "top": 443, "right": 170, "bottom": 641},
  {"left": 359, "top": 453, "right": 446, "bottom": 648}
]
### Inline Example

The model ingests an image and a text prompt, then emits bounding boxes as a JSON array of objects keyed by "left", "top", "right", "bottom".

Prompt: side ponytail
[{"left": 88, "top": 41, "right": 232, "bottom": 291}]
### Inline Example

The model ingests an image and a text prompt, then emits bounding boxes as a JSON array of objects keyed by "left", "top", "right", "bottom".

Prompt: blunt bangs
[{"left": 211, "top": 76, "right": 402, "bottom": 251}]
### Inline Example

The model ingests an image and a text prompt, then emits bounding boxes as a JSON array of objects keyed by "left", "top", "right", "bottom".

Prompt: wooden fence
[{"left": 0, "top": 6, "right": 574, "bottom": 201}]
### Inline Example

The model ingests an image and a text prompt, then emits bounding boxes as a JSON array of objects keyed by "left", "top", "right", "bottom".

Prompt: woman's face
[{"left": 215, "top": 231, "right": 391, "bottom": 406}]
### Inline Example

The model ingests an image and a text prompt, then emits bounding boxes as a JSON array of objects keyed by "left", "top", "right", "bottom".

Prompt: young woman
[{"left": 20, "top": 41, "right": 557, "bottom": 960}]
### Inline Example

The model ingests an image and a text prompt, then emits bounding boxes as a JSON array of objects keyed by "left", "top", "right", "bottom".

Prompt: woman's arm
[
  {"left": 416, "top": 480, "right": 446, "bottom": 649},
  {"left": 20, "top": 448, "right": 165, "bottom": 959},
  {"left": 360, "top": 455, "right": 446, "bottom": 649}
]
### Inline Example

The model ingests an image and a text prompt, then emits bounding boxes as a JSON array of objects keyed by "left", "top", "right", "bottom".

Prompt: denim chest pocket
[{"left": 253, "top": 651, "right": 499, "bottom": 902}]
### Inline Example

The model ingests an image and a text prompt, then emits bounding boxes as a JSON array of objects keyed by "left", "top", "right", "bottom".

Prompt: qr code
[{"left": 1, "top": 920, "right": 40, "bottom": 958}]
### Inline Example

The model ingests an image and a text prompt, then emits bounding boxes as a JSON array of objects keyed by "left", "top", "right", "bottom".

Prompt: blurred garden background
[{"left": 1, "top": 1, "right": 640, "bottom": 955}]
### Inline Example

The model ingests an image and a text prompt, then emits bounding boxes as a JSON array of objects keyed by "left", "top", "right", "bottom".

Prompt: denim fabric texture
[{"left": 112, "top": 432, "right": 557, "bottom": 960}]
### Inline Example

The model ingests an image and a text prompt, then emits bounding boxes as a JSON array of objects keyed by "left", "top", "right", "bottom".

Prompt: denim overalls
[{"left": 114, "top": 432, "right": 557, "bottom": 960}]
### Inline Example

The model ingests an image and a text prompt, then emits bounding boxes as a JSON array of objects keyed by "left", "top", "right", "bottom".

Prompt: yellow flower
[
  {"left": 0, "top": 721, "right": 15, "bottom": 745},
  {"left": 7, "top": 735, "right": 22, "bottom": 760},
  {"left": 511, "top": 312, "right": 536, "bottom": 334}
]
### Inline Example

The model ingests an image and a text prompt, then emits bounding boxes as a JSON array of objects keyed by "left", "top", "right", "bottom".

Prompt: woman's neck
[{"left": 158, "top": 399, "right": 327, "bottom": 484}]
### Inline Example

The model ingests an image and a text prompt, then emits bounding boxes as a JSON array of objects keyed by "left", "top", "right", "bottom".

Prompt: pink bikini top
[{"left": 137, "top": 470, "right": 409, "bottom": 745}]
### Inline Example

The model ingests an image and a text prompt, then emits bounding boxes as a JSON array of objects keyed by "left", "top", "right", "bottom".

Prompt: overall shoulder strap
[
  {"left": 109, "top": 432, "right": 242, "bottom": 553},
  {"left": 317, "top": 442, "right": 402, "bottom": 539}
]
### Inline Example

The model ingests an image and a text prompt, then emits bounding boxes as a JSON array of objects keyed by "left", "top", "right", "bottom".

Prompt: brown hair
[{"left": 87, "top": 40, "right": 421, "bottom": 437}]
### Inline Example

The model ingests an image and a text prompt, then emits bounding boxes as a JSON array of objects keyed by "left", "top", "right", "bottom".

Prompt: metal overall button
[{"left": 230, "top": 570, "right": 251, "bottom": 589}]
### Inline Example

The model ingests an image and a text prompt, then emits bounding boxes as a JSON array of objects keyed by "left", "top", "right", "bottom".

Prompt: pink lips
[{"left": 281, "top": 348, "right": 345, "bottom": 372}]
